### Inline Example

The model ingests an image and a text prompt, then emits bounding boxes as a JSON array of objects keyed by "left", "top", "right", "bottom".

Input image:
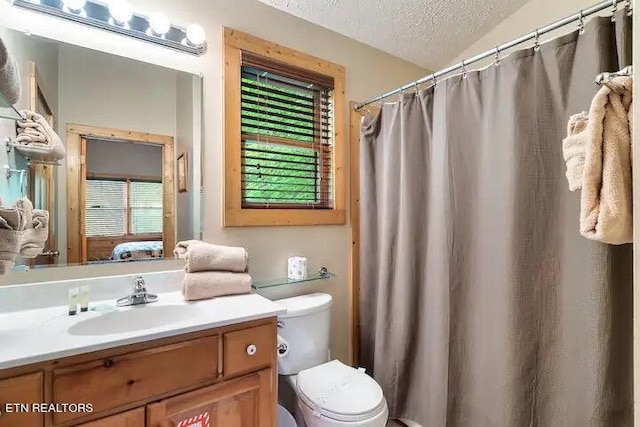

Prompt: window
[
  {"left": 86, "top": 178, "right": 163, "bottom": 237},
  {"left": 224, "top": 28, "right": 346, "bottom": 226}
]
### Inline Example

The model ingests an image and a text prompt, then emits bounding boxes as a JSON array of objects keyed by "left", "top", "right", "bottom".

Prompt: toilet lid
[{"left": 296, "top": 360, "right": 386, "bottom": 422}]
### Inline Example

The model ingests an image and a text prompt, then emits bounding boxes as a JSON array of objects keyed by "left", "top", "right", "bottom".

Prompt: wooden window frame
[{"left": 223, "top": 28, "right": 346, "bottom": 227}]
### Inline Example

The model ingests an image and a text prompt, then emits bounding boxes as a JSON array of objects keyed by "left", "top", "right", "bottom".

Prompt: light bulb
[
  {"left": 62, "top": 0, "right": 85, "bottom": 12},
  {"left": 186, "top": 24, "right": 206, "bottom": 47},
  {"left": 149, "top": 12, "right": 171, "bottom": 36},
  {"left": 109, "top": 0, "right": 133, "bottom": 25}
]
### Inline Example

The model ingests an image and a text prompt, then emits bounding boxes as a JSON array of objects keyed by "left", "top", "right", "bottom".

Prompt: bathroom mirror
[{"left": 0, "top": 26, "right": 202, "bottom": 270}]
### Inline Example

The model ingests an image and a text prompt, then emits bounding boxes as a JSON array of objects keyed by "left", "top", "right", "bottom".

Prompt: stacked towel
[
  {"left": 0, "top": 199, "right": 28, "bottom": 274},
  {"left": 0, "top": 198, "right": 50, "bottom": 273},
  {"left": 21, "top": 209, "right": 49, "bottom": 258},
  {"left": 174, "top": 240, "right": 251, "bottom": 301},
  {"left": 15, "top": 110, "right": 66, "bottom": 162},
  {"left": 0, "top": 37, "right": 21, "bottom": 105},
  {"left": 564, "top": 76, "right": 633, "bottom": 245},
  {"left": 182, "top": 272, "right": 252, "bottom": 301}
]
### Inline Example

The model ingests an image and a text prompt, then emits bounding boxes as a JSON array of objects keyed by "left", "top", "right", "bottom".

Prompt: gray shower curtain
[{"left": 359, "top": 13, "right": 633, "bottom": 427}]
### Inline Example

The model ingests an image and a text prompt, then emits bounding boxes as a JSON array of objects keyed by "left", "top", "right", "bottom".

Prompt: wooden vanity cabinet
[
  {"left": 147, "top": 368, "right": 273, "bottom": 426},
  {"left": 0, "top": 372, "right": 44, "bottom": 427},
  {"left": 74, "top": 408, "right": 145, "bottom": 427},
  {"left": 0, "top": 318, "right": 277, "bottom": 427}
]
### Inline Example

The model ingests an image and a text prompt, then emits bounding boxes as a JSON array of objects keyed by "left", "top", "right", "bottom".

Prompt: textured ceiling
[{"left": 256, "top": 0, "right": 530, "bottom": 69}]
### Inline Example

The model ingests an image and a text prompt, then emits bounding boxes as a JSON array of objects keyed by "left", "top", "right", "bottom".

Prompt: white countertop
[{"left": 0, "top": 291, "right": 286, "bottom": 370}]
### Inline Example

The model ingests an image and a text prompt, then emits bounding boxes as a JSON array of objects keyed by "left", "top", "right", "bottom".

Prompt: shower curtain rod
[{"left": 354, "top": 0, "right": 631, "bottom": 111}]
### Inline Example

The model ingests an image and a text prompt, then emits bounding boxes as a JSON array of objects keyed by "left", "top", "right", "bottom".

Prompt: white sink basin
[{"left": 68, "top": 304, "right": 199, "bottom": 336}]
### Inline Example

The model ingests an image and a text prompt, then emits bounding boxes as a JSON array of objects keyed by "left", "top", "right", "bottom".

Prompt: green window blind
[{"left": 241, "top": 52, "right": 334, "bottom": 209}]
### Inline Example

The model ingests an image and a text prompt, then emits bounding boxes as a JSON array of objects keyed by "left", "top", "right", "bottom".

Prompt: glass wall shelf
[
  {"left": 252, "top": 267, "right": 335, "bottom": 290},
  {"left": 0, "top": 92, "right": 22, "bottom": 121}
]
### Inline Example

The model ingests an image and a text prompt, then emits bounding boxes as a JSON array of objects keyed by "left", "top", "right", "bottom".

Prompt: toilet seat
[{"left": 296, "top": 360, "right": 387, "bottom": 423}]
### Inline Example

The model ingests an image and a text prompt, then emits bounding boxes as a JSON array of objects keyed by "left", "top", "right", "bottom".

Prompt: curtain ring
[
  {"left": 414, "top": 81, "right": 420, "bottom": 94},
  {"left": 430, "top": 73, "right": 437, "bottom": 86},
  {"left": 533, "top": 29, "right": 540, "bottom": 51},
  {"left": 578, "top": 10, "right": 585, "bottom": 34},
  {"left": 625, "top": 0, "right": 632, "bottom": 16},
  {"left": 611, "top": 0, "right": 618, "bottom": 21},
  {"left": 461, "top": 59, "right": 468, "bottom": 79},
  {"left": 494, "top": 46, "right": 501, "bottom": 66}
]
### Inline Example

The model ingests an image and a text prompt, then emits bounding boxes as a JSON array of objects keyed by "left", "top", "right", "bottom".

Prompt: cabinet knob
[
  {"left": 246, "top": 344, "right": 257, "bottom": 356},
  {"left": 103, "top": 359, "right": 114, "bottom": 368}
]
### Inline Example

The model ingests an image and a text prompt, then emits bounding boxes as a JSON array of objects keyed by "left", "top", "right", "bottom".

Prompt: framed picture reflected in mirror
[{"left": 177, "top": 152, "right": 188, "bottom": 193}]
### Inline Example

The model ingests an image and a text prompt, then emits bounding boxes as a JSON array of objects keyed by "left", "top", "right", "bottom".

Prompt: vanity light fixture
[
  {"left": 108, "top": 0, "right": 133, "bottom": 26},
  {"left": 148, "top": 12, "right": 170, "bottom": 36},
  {"left": 185, "top": 23, "right": 205, "bottom": 47},
  {"left": 10, "top": 0, "right": 207, "bottom": 55},
  {"left": 61, "top": 0, "right": 85, "bottom": 12}
]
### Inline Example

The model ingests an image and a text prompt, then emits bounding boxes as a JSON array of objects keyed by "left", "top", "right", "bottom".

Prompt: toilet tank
[{"left": 275, "top": 293, "right": 332, "bottom": 375}]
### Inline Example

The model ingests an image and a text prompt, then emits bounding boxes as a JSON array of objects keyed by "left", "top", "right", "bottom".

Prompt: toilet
[{"left": 275, "top": 293, "right": 389, "bottom": 427}]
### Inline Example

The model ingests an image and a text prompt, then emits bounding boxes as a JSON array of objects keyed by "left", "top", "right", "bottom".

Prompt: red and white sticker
[{"left": 176, "top": 412, "right": 210, "bottom": 427}]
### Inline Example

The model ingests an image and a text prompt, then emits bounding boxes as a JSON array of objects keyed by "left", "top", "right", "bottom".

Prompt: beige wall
[
  {"left": 85, "top": 139, "right": 163, "bottom": 178},
  {"left": 0, "top": 0, "right": 427, "bottom": 363},
  {"left": 175, "top": 74, "right": 195, "bottom": 243},
  {"left": 453, "top": 0, "right": 610, "bottom": 67}
]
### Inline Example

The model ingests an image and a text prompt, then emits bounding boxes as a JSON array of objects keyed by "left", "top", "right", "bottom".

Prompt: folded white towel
[
  {"left": 184, "top": 242, "right": 248, "bottom": 273},
  {"left": 0, "top": 37, "right": 21, "bottom": 104},
  {"left": 15, "top": 110, "right": 66, "bottom": 162},
  {"left": 173, "top": 239, "right": 201, "bottom": 259},
  {"left": 182, "top": 272, "right": 252, "bottom": 301},
  {"left": 21, "top": 209, "right": 49, "bottom": 258}
]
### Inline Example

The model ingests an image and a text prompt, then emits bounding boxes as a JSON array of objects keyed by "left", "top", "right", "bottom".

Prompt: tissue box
[{"left": 287, "top": 256, "right": 308, "bottom": 280}]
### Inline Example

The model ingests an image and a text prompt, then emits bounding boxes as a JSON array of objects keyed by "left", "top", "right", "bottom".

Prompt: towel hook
[
  {"left": 578, "top": 10, "right": 585, "bottom": 34},
  {"left": 494, "top": 46, "right": 501, "bottom": 66},
  {"left": 533, "top": 29, "right": 541, "bottom": 51},
  {"left": 611, "top": 0, "right": 618, "bottom": 21}
]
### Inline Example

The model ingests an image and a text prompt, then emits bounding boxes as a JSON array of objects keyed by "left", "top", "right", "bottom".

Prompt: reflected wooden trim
[
  {"left": 66, "top": 131, "right": 82, "bottom": 264},
  {"left": 66, "top": 124, "right": 175, "bottom": 264}
]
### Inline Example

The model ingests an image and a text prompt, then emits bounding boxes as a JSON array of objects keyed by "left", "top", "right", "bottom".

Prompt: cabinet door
[
  {"left": 147, "top": 368, "right": 274, "bottom": 427},
  {"left": 75, "top": 407, "right": 145, "bottom": 427},
  {"left": 0, "top": 372, "right": 43, "bottom": 427}
]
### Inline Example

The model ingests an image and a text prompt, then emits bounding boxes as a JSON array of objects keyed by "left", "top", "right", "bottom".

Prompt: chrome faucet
[{"left": 116, "top": 276, "right": 158, "bottom": 307}]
